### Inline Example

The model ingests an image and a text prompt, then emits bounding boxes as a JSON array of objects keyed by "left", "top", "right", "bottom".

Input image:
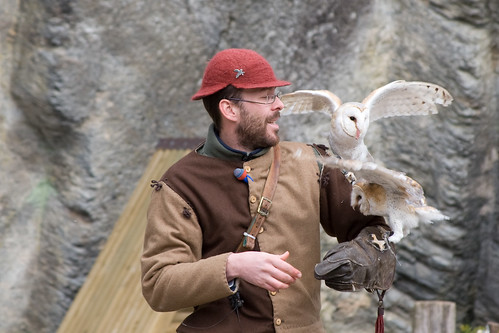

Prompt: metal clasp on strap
[
  {"left": 257, "top": 196, "right": 272, "bottom": 216},
  {"left": 243, "top": 232, "right": 256, "bottom": 240}
]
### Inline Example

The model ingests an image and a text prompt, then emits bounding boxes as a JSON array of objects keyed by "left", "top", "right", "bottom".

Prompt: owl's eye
[
  {"left": 356, "top": 195, "right": 362, "bottom": 201},
  {"left": 349, "top": 116, "right": 356, "bottom": 121}
]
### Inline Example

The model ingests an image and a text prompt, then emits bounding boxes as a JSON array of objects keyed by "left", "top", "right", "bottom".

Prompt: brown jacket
[{"left": 141, "top": 136, "right": 385, "bottom": 332}]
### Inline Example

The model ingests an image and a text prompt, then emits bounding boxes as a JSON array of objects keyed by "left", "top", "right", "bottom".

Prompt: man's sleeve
[
  {"left": 140, "top": 182, "right": 235, "bottom": 312},
  {"left": 319, "top": 165, "right": 389, "bottom": 242}
]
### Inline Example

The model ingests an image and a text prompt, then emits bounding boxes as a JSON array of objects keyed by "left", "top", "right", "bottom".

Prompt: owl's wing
[
  {"left": 356, "top": 164, "right": 425, "bottom": 206},
  {"left": 320, "top": 156, "right": 425, "bottom": 206},
  {"left": 280, "top": 90, "right": 342, "bottom": 117},
  {"left": 362, "top": 80, "right": 453, "bottom": 122}
]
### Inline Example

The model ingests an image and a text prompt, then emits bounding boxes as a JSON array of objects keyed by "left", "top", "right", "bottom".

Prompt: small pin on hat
[{"left": 234, "top": 68, "right": 245, "bottom": 78}]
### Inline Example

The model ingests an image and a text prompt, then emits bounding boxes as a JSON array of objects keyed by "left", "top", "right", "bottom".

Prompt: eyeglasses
[{"left": 227, "top": 91, "right": 282, "bottom": 105}]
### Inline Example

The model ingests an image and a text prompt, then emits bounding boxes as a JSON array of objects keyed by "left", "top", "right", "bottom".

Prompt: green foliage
[
  {"left": 26, "top": 178, "right": 56, "bottom": 215},
  {"left": 458, "top": 324, "right": 486, "bottom": 333}
]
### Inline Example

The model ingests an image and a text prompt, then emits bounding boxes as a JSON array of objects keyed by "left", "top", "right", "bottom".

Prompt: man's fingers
[
  {"left": 261, "top": 277, "right": 288, "bottom": 292},
  {"left": 279, "top": 251, "right": 290, "bottom": 261},
  {"left": 273, "top": 253, "right": 302, "bottom": 279},
  {"left": 265, "top": 281, "right": 291, "bottom": 292},
  {"left": 270, "top": 268, "right": 299, "bottom": 286}
]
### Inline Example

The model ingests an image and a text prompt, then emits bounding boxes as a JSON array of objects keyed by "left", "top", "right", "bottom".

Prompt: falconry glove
[{"left": 314, "top": 226, "right": 396, "bottom": 292}]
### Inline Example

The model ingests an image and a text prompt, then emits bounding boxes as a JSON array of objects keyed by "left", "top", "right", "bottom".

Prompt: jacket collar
[{"left": 197, "top": 124, "right": 270, "bottom": 161}]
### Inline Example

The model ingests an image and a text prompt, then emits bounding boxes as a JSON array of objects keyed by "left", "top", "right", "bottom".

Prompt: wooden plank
[
  {"left": 57, "top": 148, "right": 191, "bottom": 333},
  {"left": 488, "top": 321, "right": 499, "bottom": 333},
  {"left": 412, "top": 301, "right": 456, "bottom": 333}
]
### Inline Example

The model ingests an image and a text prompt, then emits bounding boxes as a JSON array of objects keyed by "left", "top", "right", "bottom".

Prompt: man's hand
[{"left": 226, "top": 251, "right": 302, "bottom": 292}]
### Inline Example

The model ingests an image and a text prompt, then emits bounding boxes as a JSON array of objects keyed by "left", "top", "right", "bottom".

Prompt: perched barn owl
[
  {"left": 281, "top": 80, "right": 453, "bottom": 162},
  {"left": 319, "top": 156, "right": 449, "bottom": 243}
]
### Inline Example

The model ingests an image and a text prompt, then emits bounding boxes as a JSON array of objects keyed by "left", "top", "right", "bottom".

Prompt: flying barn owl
[
  {"left": 319, "top": 156, "right": 449, "bottom": 243},
  {"left": 281, "top": 80, "right": 453, "bottom": 162}
]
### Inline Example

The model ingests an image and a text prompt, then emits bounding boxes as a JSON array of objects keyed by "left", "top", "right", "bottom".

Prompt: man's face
[{"left": 235, "top": 88, "right": 284, "bottom": 150}]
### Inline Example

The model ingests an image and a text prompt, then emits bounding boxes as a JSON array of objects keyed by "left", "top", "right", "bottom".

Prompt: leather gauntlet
[{"left": 314, "top": 226, "right": 396, "bottom": 292}]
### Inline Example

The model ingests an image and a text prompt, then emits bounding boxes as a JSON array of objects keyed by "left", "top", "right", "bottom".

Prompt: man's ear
[{"left": 219, "top": 99, "right": 239, "bottom": 122}]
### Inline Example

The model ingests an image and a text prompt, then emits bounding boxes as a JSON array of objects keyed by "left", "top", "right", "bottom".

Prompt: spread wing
[
  {"left": 280, "top": 90, "right": 342, "bottom": 117},
  {"left": 362, "top": 80, "right": 453, "bottom": 122},
  {"left": 320, "top": 156, "right": 425, "bottom": 206}
]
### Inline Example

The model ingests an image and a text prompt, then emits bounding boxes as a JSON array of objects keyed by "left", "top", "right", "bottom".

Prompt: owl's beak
[{"left": 355, "top": 127, "right": 361, "bottom": 140}]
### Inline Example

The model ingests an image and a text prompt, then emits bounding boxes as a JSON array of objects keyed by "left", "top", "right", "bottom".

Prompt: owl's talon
[{"left": 345, "top": 172, "right": 356, "bottom": 184}]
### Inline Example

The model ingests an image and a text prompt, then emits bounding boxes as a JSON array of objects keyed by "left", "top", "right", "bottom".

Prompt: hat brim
[{"left": 191, "top": 79, "right": 291, "bottom": 100}]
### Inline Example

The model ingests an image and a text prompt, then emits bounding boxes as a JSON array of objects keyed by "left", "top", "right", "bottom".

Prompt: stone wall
[{"left": 0, "top": 0, "right": 497, "bottom": 332}]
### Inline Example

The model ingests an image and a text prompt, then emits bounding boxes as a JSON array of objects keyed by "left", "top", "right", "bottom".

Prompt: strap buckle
[{"left": 257, "top": 196, "right": 272, "bottom": 216}]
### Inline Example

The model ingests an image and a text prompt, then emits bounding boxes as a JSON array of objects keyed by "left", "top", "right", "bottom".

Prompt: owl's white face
[
  {"left": 351, "top": 184, "right": 370, "bottom": 215},
  {"left": 338, "top": 103, "right": 369, "bottom": 140}
]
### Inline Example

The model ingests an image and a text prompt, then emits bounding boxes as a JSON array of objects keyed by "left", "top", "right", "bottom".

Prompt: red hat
[{"left": 191, "top": 48, "right": 291, "bottom": 100}]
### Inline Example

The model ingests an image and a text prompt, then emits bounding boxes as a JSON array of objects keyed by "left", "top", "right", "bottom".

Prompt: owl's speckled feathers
[{"left": 319, "top": 156, "right": 449, "bottom": 243}]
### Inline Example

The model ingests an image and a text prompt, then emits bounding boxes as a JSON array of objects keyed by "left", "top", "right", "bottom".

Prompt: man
[{"left": 141, "top": 48, "right": 393, "bottom": 332}]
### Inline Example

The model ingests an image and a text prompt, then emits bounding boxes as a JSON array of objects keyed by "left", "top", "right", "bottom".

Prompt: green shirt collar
[{"left": 197, "top": 124, "right": 270, "bottom": 161}]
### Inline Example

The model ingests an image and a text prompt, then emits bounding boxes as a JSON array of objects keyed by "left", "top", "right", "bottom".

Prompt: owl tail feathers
[{"left": 416, "top": 206, "right": 449, "bottom": 224}]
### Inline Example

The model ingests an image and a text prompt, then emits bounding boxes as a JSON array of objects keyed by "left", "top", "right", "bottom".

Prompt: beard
[{"left": 236, "top": 105, "right": 280, "bottom": 150}]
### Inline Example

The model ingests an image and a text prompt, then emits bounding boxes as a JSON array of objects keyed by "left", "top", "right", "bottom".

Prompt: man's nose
[{"left": 272, "top": 96, "right": 284, "bottom": 111}]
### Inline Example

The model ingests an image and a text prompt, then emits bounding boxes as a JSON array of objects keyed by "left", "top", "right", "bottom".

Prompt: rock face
[{"left": 0, "top": 0, "right": 497, "bottom": 332}]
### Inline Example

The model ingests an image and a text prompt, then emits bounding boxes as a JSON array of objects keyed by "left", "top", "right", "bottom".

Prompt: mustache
[{"left": 268, "top": 112, "right": 281, "bottom": 122}]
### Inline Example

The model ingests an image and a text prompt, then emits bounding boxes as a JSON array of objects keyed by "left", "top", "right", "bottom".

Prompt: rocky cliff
[{"left": 0, "top": 1, "right": 497, "bottom": 332}]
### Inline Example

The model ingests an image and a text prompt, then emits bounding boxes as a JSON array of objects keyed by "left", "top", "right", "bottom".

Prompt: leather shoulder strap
[{"left": 236, "top": 145, "right": 281, "bottom": 252}]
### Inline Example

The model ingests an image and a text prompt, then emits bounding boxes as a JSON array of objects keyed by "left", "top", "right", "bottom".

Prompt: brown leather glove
[{"left": 314, "top": 226, "right": 396, "bottom": 292}]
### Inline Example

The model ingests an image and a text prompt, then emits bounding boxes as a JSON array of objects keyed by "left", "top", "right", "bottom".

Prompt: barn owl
[
  {"left": 281, "top": 80, "right": 453, "bottom": 162},
  {"left": 319, "top": 156, "right": 449, "bottom": 243}
]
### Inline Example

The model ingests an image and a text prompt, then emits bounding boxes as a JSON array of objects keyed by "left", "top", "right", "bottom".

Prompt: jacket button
[
  {"left": 270, "top": 291, "right": 277, "bottom": 296},
  {"left": 275, "top": 318, "right": 282, "bottom": 326},
  {"left": 244, "top": 165, "right": 252, "bottom": 173},
  {"left": 250, "top": 195, "right": 257, "bottom": 204}
]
